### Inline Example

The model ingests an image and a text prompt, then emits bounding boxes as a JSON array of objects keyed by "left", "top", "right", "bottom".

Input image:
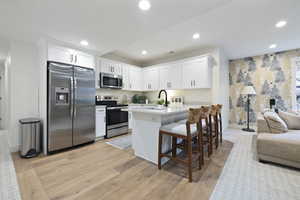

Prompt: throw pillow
[
  {"left": 278, "top": 111, "right": 300, "bottom": 130},
  {"left": 263, "top": 111, "right": 288, "bottom": 133}
]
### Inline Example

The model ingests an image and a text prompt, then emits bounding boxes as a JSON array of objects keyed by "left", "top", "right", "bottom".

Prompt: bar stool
[
  {"left": 206, "top": 105, "right": 222, "bottom": 155},
  {"left": 217, "top": 104, "right": 223, "bottom": 144},
  {"left": 158, "top": 106, "right": 209, "bottom": 182},
  {"left": 177, "top": 106, "right": 211, "bottom": 158}
]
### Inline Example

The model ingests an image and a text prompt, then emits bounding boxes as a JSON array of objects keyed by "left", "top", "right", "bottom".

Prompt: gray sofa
[{"left": 257, "top": 115, "right": 300, "bottom": 168}]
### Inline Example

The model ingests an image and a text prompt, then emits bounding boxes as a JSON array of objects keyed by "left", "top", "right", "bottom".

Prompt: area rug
[
  {"left": 0, "top": 131, "right": 21, "bottom": 200},
  {"left": 105, "top": 134, "right": 132, "bottom": 150},
  {"left": 210, "top": 129, "right": 300, "bottom": 200}
]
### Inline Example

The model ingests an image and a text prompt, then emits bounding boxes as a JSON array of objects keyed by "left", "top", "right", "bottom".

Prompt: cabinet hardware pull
[{"left": 75, "top": 55, "right": 77, "bottom": 63}]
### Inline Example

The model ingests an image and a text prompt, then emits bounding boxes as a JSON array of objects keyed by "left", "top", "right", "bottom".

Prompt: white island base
[{"left": 130, "top": 107, "right": 188, "bottom": 165}]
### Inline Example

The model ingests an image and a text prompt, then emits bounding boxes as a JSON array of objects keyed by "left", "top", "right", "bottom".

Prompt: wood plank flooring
[{"left": 12, "top": 137, "right": 233, "bottom": 200}]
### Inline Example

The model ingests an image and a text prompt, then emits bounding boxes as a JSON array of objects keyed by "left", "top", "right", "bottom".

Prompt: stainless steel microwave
[{"left": 100, "top": 73, "right": 123, "bottom": 89}]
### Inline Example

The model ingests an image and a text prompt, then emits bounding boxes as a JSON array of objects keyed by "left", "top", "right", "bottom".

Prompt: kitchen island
[{"left": 128, "top": 106, "right": 190, "bottom": 165}]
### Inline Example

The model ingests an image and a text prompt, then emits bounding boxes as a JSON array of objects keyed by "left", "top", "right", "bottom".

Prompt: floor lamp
[{"left": 241, "top": 86, "right": 256, "bottom": 132}]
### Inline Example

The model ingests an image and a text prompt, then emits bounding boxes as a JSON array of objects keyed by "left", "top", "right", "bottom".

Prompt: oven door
[
  {"left": 106, "top": 107, "right": 128, "bottom": 138},
  {"left": 100, "top": 73, "right": 122, "bottom": 89},
  {"left": 106, "top": 107, "right": 128, "bottom": 126}
]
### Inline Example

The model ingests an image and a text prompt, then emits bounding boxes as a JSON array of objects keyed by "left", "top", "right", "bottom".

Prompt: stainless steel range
[{"left": 96, "top": 97, "right": 128, "bottom": 138}]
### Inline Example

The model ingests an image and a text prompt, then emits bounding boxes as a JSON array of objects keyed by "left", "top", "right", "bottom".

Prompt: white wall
[
  {"left": 214, "top": 49, "right": 230, "bottom": 129},
  {"left": 6, "top": 40, "right": 40, "bottom": 151},
  {"left": 0, "top": 62, "right": 5, "bottom": 129}
]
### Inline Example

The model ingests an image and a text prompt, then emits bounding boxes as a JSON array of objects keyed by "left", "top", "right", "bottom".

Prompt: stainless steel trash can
[{"left": 19, "top": 118, "right": 41, "bottom": 158}]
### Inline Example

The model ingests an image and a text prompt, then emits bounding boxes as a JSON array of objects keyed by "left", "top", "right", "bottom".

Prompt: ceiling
[{"left": 0, "top": 0, "right": 299, "bottom": 65}]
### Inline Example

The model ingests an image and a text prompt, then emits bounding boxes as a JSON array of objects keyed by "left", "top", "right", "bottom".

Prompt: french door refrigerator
[{"left": 47, "top": 62, "right": 96, "bottom": 153}]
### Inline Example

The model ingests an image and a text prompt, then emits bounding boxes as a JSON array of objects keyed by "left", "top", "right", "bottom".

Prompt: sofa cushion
[
  {"left": 278, "top": 111, "right": 300, "bottom": 130},
  {"left": 263, "top": 111, "right": 288, "bottom": 133},
  {"left": 257, "top": 133, "right": 300, "bottom": 163}
]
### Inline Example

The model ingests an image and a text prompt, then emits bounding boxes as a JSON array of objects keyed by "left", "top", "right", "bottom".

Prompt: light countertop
[{"left": 126, "top": 104, "right": 206, "bottom": 116}]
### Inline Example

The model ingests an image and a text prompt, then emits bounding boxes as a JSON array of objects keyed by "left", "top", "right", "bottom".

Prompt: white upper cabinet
[
  {"left": 75, "top": 51, "right": 95, "bottom": 69},
  {"left": 122, "top": 64, "right": 130, "bottom": 90},
  {"left": 48, "top": 45, "right": 95, "bottom": 69},
  {"left": 143, "top": 67, "right": 159, "bottom": 91},
  {"left": 99, "top": 59, "right": 122, "bottom": 76},
  {"left": 129, "top": 66, "right": 143, "bottom": 91},
  {"left": 182, "top": 56, "right": 212, "bottom": 89},
  {"left": 48, "top": 46, "right": 73, "bottom": 65},
  {"left": 159, "top": 63, "right": 182, "bottom": 90}
]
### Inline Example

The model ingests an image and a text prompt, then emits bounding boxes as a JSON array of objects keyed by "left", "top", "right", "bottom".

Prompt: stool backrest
[
  {"left": 217, "top": 104, "right": 222, "bottom": 112},
  {"left": 188, "top": 106, "right": 210, "bottom": 124},
  {"left": 210, "top": 105, "right": 219, "bottom": 116}
]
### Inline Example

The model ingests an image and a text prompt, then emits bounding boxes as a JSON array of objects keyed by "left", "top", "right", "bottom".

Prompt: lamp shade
[{"left": 241, "top": 86, "right": 256, "bottom": 95}]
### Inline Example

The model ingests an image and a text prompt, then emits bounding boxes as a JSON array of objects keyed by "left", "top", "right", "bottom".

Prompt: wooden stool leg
[
  {"left": 198, "top": 122, "right": 203, "bottom": 169},
  {"left": 209, "top": 117, "right": 213, "bottom": 156},
  {"left": 172, "top": 136, "right": 177, "bottom": 158},
  {"left": 187, "top": 135, "right": 193, "bottom": 182},
  {"left": 219, "top": 114, "right": 223, "bottom": 144},
  {"left": 205, "top": 118, "right": 210, "bottom": 157},
  {"left": 215, "top": 116, "right": 219, "bottom": 149},
  {"left": 158, "top": 132, "right": 163, "bottom": 169}
]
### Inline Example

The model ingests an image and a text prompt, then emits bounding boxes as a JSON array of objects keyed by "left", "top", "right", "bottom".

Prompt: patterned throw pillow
[
  {"left": 278, "top": 111, "right": 300, "bottom": 130},
  {"left": 263, "top": 111, "right": 288, "bottom": 133}
]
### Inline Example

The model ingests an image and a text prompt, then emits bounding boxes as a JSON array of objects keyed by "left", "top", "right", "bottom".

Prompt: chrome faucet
[{"left": 158, "top": 89, "right": 168, "bottom": 107}]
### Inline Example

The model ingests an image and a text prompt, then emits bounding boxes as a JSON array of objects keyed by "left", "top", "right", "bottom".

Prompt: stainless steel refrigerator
[{"left": 47, "top": 62, "right": 96, "bottom": 153}]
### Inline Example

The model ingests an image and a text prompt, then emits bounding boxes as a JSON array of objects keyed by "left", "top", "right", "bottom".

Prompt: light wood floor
[{"left": 12, "top": 136, "right": 233, "bottom": 200}]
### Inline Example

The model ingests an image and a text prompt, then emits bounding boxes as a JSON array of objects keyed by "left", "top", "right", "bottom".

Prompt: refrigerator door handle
[
  {"left": 70, "top": 77, "right": 74, "bottom": 117},
  {"left": 74, "top": 78, "right": 77, "bottom": 118}
]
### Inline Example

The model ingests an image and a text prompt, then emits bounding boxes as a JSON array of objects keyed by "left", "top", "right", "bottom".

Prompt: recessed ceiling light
[
  {"left": 80, "top": 40, "right": 89, "bottom": 46},
  {"left": 142, "top": 50, "right": 148, "bottom": 55},
  {"left": 139, "top": 0, "right": 151, "bottom": 11},
  {"left": 193, "top": 33, "right": 200, "bottom": 40},
  {"left": 269, "top": 44, "right": 277, "bottom": 49},
  {"left": 275, "top": 20, "right": 287, "bottom": 28}
]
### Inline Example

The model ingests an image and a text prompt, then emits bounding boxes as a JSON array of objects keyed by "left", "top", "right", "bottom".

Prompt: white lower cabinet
[
  {"left": 128, "top": 111, "right": 133, "bottom": 129},
  {"left": 96, "top": 106, "right": 106, "bottom": 138}
]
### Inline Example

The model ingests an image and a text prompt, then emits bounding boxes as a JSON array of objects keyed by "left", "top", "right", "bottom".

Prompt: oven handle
[{"left": 107, "top": 106, "right": 128, "bottom": 110}]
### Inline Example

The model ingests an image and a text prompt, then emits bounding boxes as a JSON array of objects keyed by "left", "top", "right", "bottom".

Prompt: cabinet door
[
  {"left": 182, "top": 57, "right": 211, "bottom": 89},
  {"left": 160, "top": 64, "right": 182, "bottom": 90},
  {"left": 75, "top": 51, "right": 95, "bottom": 69},
  {"left": 114, "top": 63, "right": 122, "bottom": 76},
  {"left": 96, "top": 108, "right": 106, "bottom": 138},
  {"left": 194, "top": 57, "right": 211, "bottom": 88},
  {"left": 48, "top": 46, "right": 74, "bottom": 65},
  {"left": 143, "top": 68, "right": 159, "bottom": 91},
  {"left": 122, "top": 65, "right": 130, "bottom": 90},
  {"left": 159, "top": 66, "right": 168, "bottom": 90},
  {"left": 129, "top": 66, "right": 142, "bottom": 91},
  {"left": 182, "top": 62, "right": 197, "bottom": 89},
  {"left": 128, "top": 112, "right": 133, "bottom": 129},
  {"left": 101, "top": 60, "right": 111, "bottom": 74},
  {"left": 95, "top": 62, "right": 101, "bottom": 88}
]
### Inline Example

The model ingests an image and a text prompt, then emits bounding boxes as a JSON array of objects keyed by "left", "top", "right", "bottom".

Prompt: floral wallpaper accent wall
[{"left": 229, "top": 49, "right": 300, "bottom": 126}]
